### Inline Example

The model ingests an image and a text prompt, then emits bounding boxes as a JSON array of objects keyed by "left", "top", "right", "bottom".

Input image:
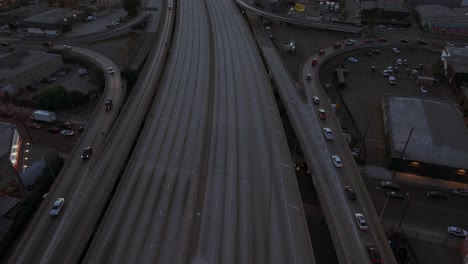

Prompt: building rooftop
[
  {"left": 6, "top": 3, "right": 50, "bottom": 19},
  {"left": 445, "top": 47, "right": 468, "bottom": 59},
  {"left": 22, "top": 8, "right": 84, "bottom": 25},
  {"left": 416, "top": 4, "right": 468, "bottom": 23},
  {"left": 447, "top": 58, "right": 468, "bottom": 73},
  {"left": 385, "top": 95, "right": 468, "bottom": 170},
  {"left": 0, "top": 122, "right": 15, "bottom": 158},
  {"left": 0, "top": 50, "right": 62, "bottom": 80}
]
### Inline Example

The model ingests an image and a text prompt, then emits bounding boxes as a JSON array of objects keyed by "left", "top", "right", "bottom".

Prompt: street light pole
[{"left": 379, "top": 191, "right": 390, "bottom": 220}]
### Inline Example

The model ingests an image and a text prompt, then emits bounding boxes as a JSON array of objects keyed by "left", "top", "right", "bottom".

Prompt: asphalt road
[
  {"left": 82, "top": 0, "right": 314, "bottom": 263},
  {"left": 364, "top": 177, "right": 468, "bottom": 232}
]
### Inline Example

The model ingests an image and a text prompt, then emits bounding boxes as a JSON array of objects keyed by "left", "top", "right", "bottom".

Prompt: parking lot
[{"left": 319, "top": 45, "right": 456, "bottom": 165}]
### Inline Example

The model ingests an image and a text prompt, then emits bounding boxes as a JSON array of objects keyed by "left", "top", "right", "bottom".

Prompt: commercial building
[
  {"left": 0, "top": 50, "right": 63, "bottom": 96},
  {"left": 382, "top": 95, "right": 468, "bottom": 183},
  {"left": 0, "top": 122, "right": 23, "bottom": 197},
  {"left": 21, "top": 8, "right": 85, "bottom": 30},
  {"left": 415, "top": 4, "right": 468, "bottom": 35},
  {"left": 361, "top": 1, "right": 412, "bottom": 27}
]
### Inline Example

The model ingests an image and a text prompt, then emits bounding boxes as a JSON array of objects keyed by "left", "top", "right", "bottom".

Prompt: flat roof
[
  {"left": 22, "top": 8, "right": 84, "bottom": 24},
  {"left": 385, "top": 95, "right": 468, "bottom": 169},
  {"left": 445, "top": 47, "right": 468, "bottom": 59},
  {"left": 0, "top": 122, "right": 15, "bottom": 157},
  {"left": 0, "top": 50, "right": 62, "bottom": 80},
  {"left": 447, "top": 58, "right": 468, "bottom": 73}
]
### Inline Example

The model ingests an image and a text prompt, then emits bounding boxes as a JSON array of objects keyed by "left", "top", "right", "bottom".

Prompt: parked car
[
  {"left": 59, "top": 122, "right": 72, "bottom": 129},
  {"left": 323, "top": 128, "right": 333, "bottom": 140},
  {"left": 344, "top": 39, "right": 356, "bottom": 46},
  {"left": 387, "top": 66, "right": 393, "bottom": 73},
  {"left": 392, "top": 48, "right": 400, "bottom": 53},
  {"left": 412, "top": 69, "right": 418, "bottom": 75},
  {"left": 60, "top": 130, "right": 74, "bottom": 136},
  {"left": 81, "top": 146, "right": 93, "bottom": 160},
  {"left": 387, "top": 191, "right": 405, "bottom": 200},
  {"left": 370, "top": 66, "right": 376, "bottom": 72},
  {"left": 50, "top": 198, "right": 65, "bottom": 216},
  {"left": 400, "top": 39, "right": 409, "bottom": 43},
  {"left": 403, "top": 59, "right": 408, "bottom": 65},
  {"left": 417, "top": 40, "right": 427, "bottom": 45},
  {"left": 415, "top": 64, "right": 424, "bottom": 70},
  {"left": 29, "top": 123, "right": 41, "bottom": 129},
  {"left": 371, "top": 49, "right": 382, "bottom": 54},
  {"left": 318, "top": 109, "right": 326, "bottom": 120},
  {"left": 42, "top": 42, "right": 53, "bottom": 47},
  {"left": 382, "top": 70, "right": 388, "bottom": 77},
  {"left": 397, "top": 59, "right": 403, "bottom": 65},
  {"left": 381, "top": 181, "right": 400, "bottom": 191},
  {"left": 426, "top": 190, "right": 446, "bottom": 199},
  {"left": 377, "top": 38, "right": 387, "bottom": 42},
  {"left": 347, "top": 57, "right": 358, "bottom": 63},
  {"left": 355, "top": 213, "right": 368, "bottom": 231},
  {"left": 332, "top": 155, "right": 342, "bottom": 168},
  {"left": 312, "top": 96, "right": 320, "bottom": 104},
  {"left": 345, "top": 186, "right": 357, "bottom": 200},
  {"left": 61, "top": 45, "right": 71, "bottom": 50},
  {"left": 366, "top": 243, "right": 383, "bottom": 263},
  {"left": 442, "top": 42, "right": 454, "bottom": 47},
  {"left": 447, "top": 226, "right": 468, "bottom": 237},
  {"left": 0, "top": 41, "right": 9, "bottom": 46}
]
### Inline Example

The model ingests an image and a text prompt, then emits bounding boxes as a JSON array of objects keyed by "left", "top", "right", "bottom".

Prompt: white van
[{"left": 388, "top": 76, "right": 396, "bottom": 85}]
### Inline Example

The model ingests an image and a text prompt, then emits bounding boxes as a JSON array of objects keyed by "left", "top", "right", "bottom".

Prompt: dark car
[
  {"left": 381, "top": 181, "right": 400, "bottom": 191},
  {"left": 387, "top": 191, "right": 405, "bottom": 200},
  {"left": 400, "top": 39, "right": 409, "bottom": 43},
  {"left": 47, "top": 127, "right": 60, "bottom": 133},
  {"left": 366, "top": 243, "right": 383, "bottom": 263},
  {"left": 345, "top": 186, "right": 357, "bottom": 200},
  {"left": 29, "top": 123, "right": 42, "bottom": 129},
  {"left": 42, "top": 42, "right": 54, "bottom": 47},
  {"left": 105, "top": 98, "right": 113, "bottom": 111},
  {"left": 334, "top": 42, "right": 342, "bottom": 48},
  {"left": 426, "top": 190, "right": 446, "bottom": 199},
  {"left": 371, "top": 49, "right": 382, "bottom": 54},
  {"left": 59, "top": 122, "right": 72, "bottom": 129},
  {"left": 1, "top": 41, "right": 10, "bottom": 46},
  {"left": 81, "top": 146, "right": 93, "bottom": 160},
  {"left": 415, "top": 64, "right": 424, "bottom": 70},
  {"left": 377, "top": 38, "right": 387, "bottom": 42},
  {"left": 417, "top": 40, "right": 427, "bottom": 45}
]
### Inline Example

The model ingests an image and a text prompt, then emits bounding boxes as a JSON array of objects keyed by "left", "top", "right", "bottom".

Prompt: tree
[
  {"left": 34, "top": 86, "right": 89, "bottom": 110},
  {"left": 123, "top": 0, "right": 141, "bottom": 17},
  {"left": 432, "top": 59, "right": 445, "bottom": 79}
]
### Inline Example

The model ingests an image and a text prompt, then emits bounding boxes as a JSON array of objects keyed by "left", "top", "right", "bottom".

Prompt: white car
[
  {"left": 62, "top": 45, "right": 71, "bottom": 50},
  {"left": 108, "top": 67, "right": 115, "bottom": 74},
  {"left": 50, "top": 198, "right": 65, "bottom": 216},
  {"left": 347, "top": 57, "right": 358, "bottom": 63},
  {"left": 387, "top": 66, "right": 393, "bottom": 73},
  {"left": 392, "top": 48, "right": 400, "bottom": 53},
  {"left": 323, "top": 128, "right": 333, "bottom": 140},
  {"left": 442, "top": 42, "right": 454, "bottom": 47},
  {"left": 345, "top": 39, "right": 356, "bottom": 46},
  {"left": 60, "top": 130, "right": 74, "bottom": 136},
  {"left": 412, "top": 69, "right": 418, "bottom": 75},
  {"left": 383, "top": 70, "right": 388, "bottom": 77},
  {"left": 420, "top": 86, "right": 428, "bottom": 93},
  {"left": 355, "top": 213, "right": 368, "bottom": 231},
  {"left": 447, "top": 226, "right": 468, "bottom": 237},
  {"left": 312, "top": 96, "right": 320, "bottom": 104},
  {"left": 332, "top": 155, "right": 342, "bottom": 168},
  {"left": 397, "top": 59, "right": 403, "bottom": 65}
]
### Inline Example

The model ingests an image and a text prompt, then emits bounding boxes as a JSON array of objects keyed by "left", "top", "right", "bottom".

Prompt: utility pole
[
  {"left": 392, "top": 127, "right": 414, "bottom": 179},
  {"left": 379, "top": 191, "right": 390, "bottom": 220},
  {"left": 398, "top": 193, "right": 411, "bottom": 228},
  {"left": 358, "top": 116, "right": 372, "bottom": 161}
]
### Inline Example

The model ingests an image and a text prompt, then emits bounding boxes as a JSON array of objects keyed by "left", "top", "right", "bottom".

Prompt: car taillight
[{"left": 372, "top": 259, "right": 377, "bottom": 263}]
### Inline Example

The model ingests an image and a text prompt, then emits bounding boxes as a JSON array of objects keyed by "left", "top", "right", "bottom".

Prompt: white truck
[{"left": 31, "top": 110, "right": 57, "bottom": 123}]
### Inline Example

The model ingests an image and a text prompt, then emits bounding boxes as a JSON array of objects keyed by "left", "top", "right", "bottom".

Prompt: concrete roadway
[
  {"left": 6, "top": 1, "right": 175, "bottom": 262},
  {"left": 83, "top": 0, "right": 314, "bottom": 263},
  {"left": 247, "top": 13, "right": 397, "bottom": 264}
]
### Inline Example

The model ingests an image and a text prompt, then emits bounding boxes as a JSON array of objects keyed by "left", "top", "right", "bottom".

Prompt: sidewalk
[{"left": 360, "top": 164, "right": 468, "bottom": 190}]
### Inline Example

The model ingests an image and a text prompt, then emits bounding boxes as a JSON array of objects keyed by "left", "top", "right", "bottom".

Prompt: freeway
[
  {"left": 83, "top": 0, "right": 314, "bottom": 263},
  {"left": 6, "top": 0, "right": 174, "bottom": 262},
  {"left": 247, "top": 13, "right": 397, "bottom": 264}
]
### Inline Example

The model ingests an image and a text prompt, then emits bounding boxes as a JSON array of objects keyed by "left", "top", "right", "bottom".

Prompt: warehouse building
[
  {"left": 382, "top": 95, "right": 468, "bottom": 183},
  {"left": 21, "top": 8, "right": 85, "bottom": 30},
  {"left": 0, "top": 50, "right": 63, "bottom": 96}
]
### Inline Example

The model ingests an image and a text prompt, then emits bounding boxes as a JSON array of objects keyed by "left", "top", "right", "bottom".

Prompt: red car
[
  {"left": 377, "top": 38, "right": 387, "bottom": 42},
  {"left": 364, "top": 39, "right": 374, "bottom": 43},
  {"left": 334, "top": 43, "right": 342, "bottom": 48},
  {"left": 311, "top": 58, "right": 318, "bottom": 67},
  {"left": 318, "top": 49, "right": 325, "bottom": 55}
]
